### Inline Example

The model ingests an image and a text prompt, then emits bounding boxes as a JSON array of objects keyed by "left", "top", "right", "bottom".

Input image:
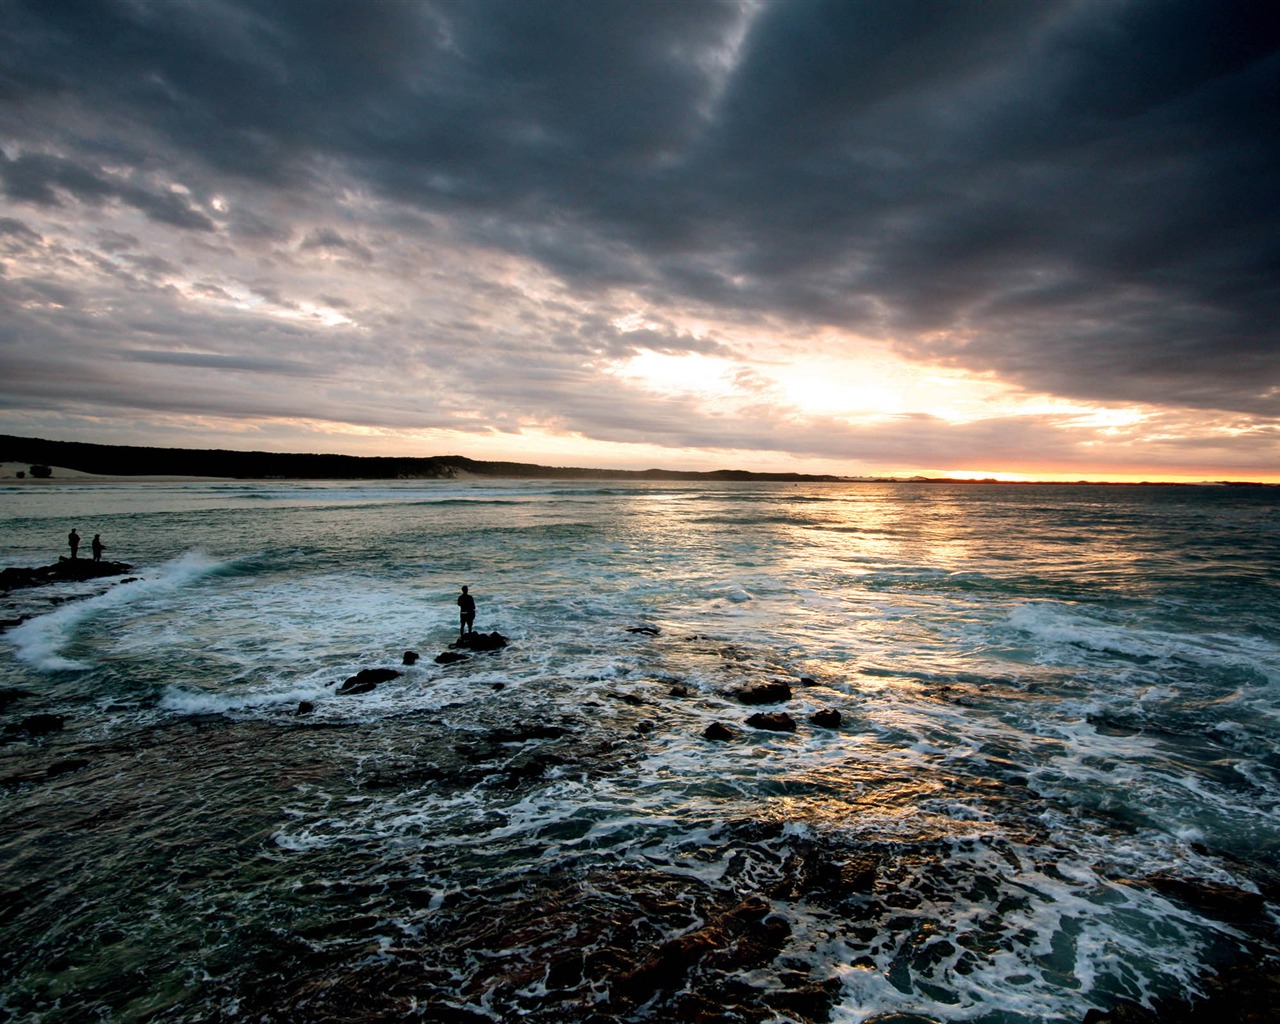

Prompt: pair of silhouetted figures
[{"left": 67, "top": 529, "right": 104, "bottom": 561}]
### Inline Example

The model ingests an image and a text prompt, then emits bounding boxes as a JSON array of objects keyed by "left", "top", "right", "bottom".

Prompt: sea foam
[{"left": 8, "top": 551, "right": 232, "bottom": 672}]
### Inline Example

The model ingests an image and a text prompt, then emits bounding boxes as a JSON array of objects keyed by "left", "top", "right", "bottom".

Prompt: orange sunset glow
[{"left": 1, "top": 2, "right": 1275, "bottom": 482}]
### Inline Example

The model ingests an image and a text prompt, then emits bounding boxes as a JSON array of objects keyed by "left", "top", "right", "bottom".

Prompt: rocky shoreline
[
  {"left": 0, "top": 557, "right": 135, "bottom": 593},
  {"left": 220, "top": 630, "right": 1280, "bottom": 1020},
  {"left": 2, "top": 688, "right": 1276, "bottom": 1023},
  {"left": 2, "top": 599, "right": 1277, "bottom": 1021}
]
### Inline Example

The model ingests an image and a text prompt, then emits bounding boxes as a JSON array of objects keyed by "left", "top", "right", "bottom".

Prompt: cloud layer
[{"left": 1, "top": 0, "right": 1277, "bottom": 476}]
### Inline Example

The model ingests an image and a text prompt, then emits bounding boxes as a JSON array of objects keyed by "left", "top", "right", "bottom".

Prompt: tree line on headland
[
  {"left": 1, "top": 434, "right": 847, "bottom": 482},
  {"left": 3, "top": 435, "right": 1272, "bottom": 486}
]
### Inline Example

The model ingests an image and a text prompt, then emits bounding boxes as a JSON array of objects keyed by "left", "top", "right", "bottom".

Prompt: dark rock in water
[
  {"left": 732, "top": 681, "right": 792, "bottom": 705},
  {"left": 1087, "top": 713, "right": 1143, "bottom": 738},
  {"left": 1082, "top": 1002, "right": 1159, "bottom": 1024},
  {"left": 668, "top": 684, "right": 690, "bottom": 698},
  {"left": 484, "top": 725, "right": 567, "bottom": 743},
  {"left": 46, "top": 758, "right": 90, "bottom": 778},
  {"left": 627, "top": 625, "right": 661, "bottom": 636},
  {"left": 15, "top": 713, "right": 66, "bottom": 736},
  {"left": 296, "top": 701, "right": 315, "bottom": 716},
  {"left": 434, "top": 651, "right": 468, "bottom": 665},
  {"left": 810, "top": 709, "right": 841, "bottom": 729},
  {"left": 450, "top": 631, "right": 509, "bottom": 652},
  {"left": 746, "top": 712, "right": 796, "bottom": 733},
  {"left": 800, "top": 676, "right": 818, "bottom": 686},
  {"left": 614, "top": 896, "right": 772, "bottom": 1004},
  {"left": 545, "top": 954, "right": 584, "bottom": 991},
  {"left": 1176, "top": 958, "right": 1280, "bottom": 1024},
  {"left": 1082, "top": 955, "right": 1280, "bottom": 1024},
  {"left": 766, "top": 977, "right": 845, "bottom": 1021},
  {"left": 3, "top": 712, "right": 66, "bottom": 744},
  {"left": 781, "top": 843, "right": 878, "bottom": 901},
  {"left": 0, "top": 559, "right": 134, "bottom": 592},
  {"left": 1142, "top": 873, "right": 1268, "bottom": 926},
  {"left": 336, "top": 668, "right": 400, "bottom": 695},
  {"left": 492, "top": 682, "right": 505, "bottom": 691},
  {"left": 704, "top": 722, "right": 736, "bottom": 741},
  {"left": 0, "top": 688, "right": 33, "bottom": 709},
  {"left": 402, "top": 650, "right": 419, "bottom": 665}
]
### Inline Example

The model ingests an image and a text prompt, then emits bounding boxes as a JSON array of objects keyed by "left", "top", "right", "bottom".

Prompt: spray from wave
[{"left": 8, "top": 551, "right": 237, "bottom": 672}]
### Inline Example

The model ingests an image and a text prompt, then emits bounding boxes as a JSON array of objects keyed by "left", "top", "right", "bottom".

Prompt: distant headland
[
  {"left": 0, "top": 435, "right": 1272, "bottom": 486},
  {"left": 1, "top": 435, "right": 848, "bottom": 483}
]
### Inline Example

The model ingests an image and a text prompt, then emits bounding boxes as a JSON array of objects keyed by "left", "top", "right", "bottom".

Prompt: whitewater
[{"left": 1, "top": 479, "right": 1277, "bottom": 1023}]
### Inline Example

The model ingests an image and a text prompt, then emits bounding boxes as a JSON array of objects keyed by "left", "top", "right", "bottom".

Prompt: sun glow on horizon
[{"left": 603, "top": 342, "right": 1153, "bottom": 431}]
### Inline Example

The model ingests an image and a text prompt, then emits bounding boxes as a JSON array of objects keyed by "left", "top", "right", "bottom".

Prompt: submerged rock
[
  {"left": 434, "top": 651, "right": 468, "bottom": 665},
  {"left": 336, "top": 668, "right": 400, "bottom": 695},
  {"left": 484, "top": 725, "right": 567, "bottom": 743},
  {"left": 451, "top": 631, "right": 509, "bottom": 652},
  {"left": 46, "top": 758, "right": 91, "bottom": 778},
  {"left": 402, "top": 650, "right": 419, "bottom": 665},
  {"left": 296, "top": 701, "right": 315, "bottom": 716},
  {"left": 731, "top": 681, "right": 792, "bottom": 705},
  {"left": 3, "top": 713, "right": 67, "bottom": 747},
  {"left": 614, "top": 896, "right": 777, "bottom": 1005},
  {"left": 0, "top": 559, "right": 134, "bottom": 591},
  {"left": 1142, "top": 873, "right": 1268, "bottom": 925},
  {"left": 810, "top": 709, "right": 841, "bottom": 729},
  {"left": 1082, "top": 1001, "right": 1160, "bottom": 1024},
  {"left": 1084, "top": 955, "right": 1280, "bottom": 1024},
  {"left": 746, "top": 712, "right": 796, "bottom": 733},
  {"left": 13, "top": 713, "right": 66, "bottom": 736},
  {"left": 627, "top": 625, "right": 661, "bottom": 636},
  {"left": 704, "top": 722, "right": 736, "bottom": 741},
  {"left": 0, "top": 688, "right": 34, "bottom": 709}
]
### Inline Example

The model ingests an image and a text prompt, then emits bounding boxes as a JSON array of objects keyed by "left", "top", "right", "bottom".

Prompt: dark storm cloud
[
  {"left": 0, "top": 152, "right": 216, "bottom": 231},
  {"left": 0, "top": 0, "right": 1277, "bottom": 444},
  {"left": 0, "top": 216, "right": 41, "bottom": 243},
  {"left": 299, "top": 228, "right": 374, "bottom": 262},
  {"left": 125, "top": 349, "right": 322, "bottom": 376}
]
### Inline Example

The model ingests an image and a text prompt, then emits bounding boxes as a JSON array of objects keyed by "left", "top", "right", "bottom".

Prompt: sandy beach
[{"left": 0, "top": 462, "right": 230, "bottom": 484}]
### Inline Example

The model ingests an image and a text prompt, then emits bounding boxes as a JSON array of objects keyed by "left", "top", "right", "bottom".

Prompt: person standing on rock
[
  {"left": 457, "top": 585, "right": 476, "bottom": 639},
  {"left": 68, "top": 528, "right": 80, "bottom": 560},
  {"left": 91, "top": 534, "right": 104, "bottom": 562}
]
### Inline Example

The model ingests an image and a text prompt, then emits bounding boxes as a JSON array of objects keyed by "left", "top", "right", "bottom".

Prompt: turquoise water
[{"left": 1, "top": 480, "right": 1277, "bottom": 1022}]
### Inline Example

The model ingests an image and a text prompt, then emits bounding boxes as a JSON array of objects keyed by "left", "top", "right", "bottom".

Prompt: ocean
[{"left": 1, "top": 479, "right": 1277, "bottom": 1023}]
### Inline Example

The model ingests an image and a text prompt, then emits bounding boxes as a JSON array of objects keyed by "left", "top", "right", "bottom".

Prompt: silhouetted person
[
  {"left": 68, "top": 528, "right": 80, "bottom": 560},
  {"left": 92, "top": 534, "right": 104, "bottom": 562},
  {"left": 457, "top": 586, "right": 476, "bottom": 638}
]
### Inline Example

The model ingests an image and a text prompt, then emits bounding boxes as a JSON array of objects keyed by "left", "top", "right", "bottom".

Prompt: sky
[{"left": 1, "top": 0, "right": 1277, "bottom": 482}]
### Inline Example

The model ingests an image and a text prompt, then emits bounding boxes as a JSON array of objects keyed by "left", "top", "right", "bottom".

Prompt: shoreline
[
  {"left": 2, "top": 698, "right": 1276, "bottom": 1024},
  {"left": 7, "top": 435, "right": 1275, "bottom": 486},
  {"left": 1, "top": 462, "right": 229, "bottom": 484},
  {"left": 2, "top": 463, "right": 1273, "bottom": 489}
]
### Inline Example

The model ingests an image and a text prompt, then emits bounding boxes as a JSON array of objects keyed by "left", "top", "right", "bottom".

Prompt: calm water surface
[{"left": 1, "top": 480, "right": 1277, "bottom": 1023}]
